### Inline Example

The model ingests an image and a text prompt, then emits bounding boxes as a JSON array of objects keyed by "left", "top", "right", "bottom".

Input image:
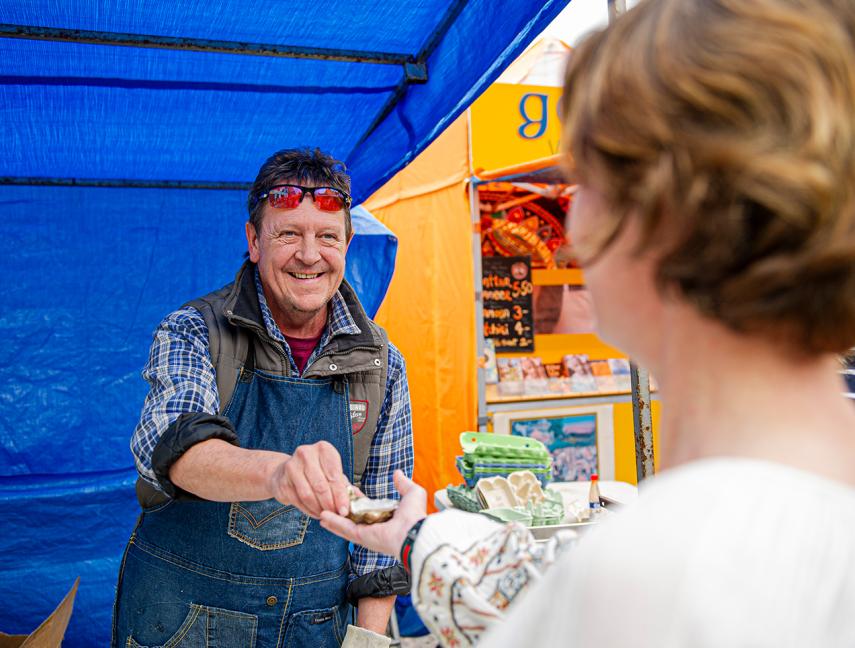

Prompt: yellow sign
[{"left": 470, "top": 83, "right": 564, "bottom": 173}]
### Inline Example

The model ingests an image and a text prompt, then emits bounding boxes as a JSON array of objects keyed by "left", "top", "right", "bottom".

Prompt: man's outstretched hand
[
  {"left": 269, "top": 440, "right": 352, "bottom": 519},
  {"left": 320, "top": 470, "right": 428, "bottom": 557}
]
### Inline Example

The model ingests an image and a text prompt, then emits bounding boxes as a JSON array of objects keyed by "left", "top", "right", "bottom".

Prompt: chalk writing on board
[{"left": 482, "top": 256, "right": 534, "bottom": 352}]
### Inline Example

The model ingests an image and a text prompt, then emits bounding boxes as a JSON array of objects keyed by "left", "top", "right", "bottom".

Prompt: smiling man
[{"left": 113, "top": 149, "right": 413, "bottom": 648}]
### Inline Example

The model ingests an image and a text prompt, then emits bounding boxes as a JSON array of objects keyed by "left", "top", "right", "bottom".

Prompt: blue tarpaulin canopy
[
  {"left": 0, "top": 1, "right": 570, "bottom": 643},
  {"left": 0, "top": 0, "right": 568, "bottom": 201}
]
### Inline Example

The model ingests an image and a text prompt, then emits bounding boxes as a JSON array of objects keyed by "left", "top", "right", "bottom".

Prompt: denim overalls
[{"left": 113, "top": 363, "right": 354, "bottom": 647}]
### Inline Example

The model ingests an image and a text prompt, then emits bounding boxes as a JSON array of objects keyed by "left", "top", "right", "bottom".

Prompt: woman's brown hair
[{"left": 561, "top": 0, "right": 855, "bottom": 354}]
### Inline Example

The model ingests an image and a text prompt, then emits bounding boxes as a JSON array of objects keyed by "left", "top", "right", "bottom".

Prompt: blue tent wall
[
  {"left": 0, "top": 185, "right": 395, "bottom": 643},
  {"left": 0, "top": 1, "right": 571, "bottom": 643},
  {"left": 0, "top": 186, "right": 395, "bottom": 479},
  {"left": 347, "top": 205, "right": 398, "bottom": 318}
]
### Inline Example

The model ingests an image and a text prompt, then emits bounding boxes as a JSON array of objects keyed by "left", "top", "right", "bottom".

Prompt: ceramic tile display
[{"left": 492, "top": 404, "right": 615, "bottom": 481}]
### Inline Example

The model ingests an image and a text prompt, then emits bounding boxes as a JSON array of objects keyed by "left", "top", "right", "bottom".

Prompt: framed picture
[{"left": 492, "top": 405, "right": 615, "bottom": 481}]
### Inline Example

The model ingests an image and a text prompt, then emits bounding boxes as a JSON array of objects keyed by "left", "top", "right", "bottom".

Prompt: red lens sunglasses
[{"left": 256, "top": 184, "right": 352, "bottom": 212}]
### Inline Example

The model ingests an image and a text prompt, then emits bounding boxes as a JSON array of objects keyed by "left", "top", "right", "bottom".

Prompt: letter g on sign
[{"left": 518, "top": 93, "right": 548, "bottom": 139}]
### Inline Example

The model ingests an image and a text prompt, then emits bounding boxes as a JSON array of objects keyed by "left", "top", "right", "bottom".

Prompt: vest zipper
[
  {"left": 304, "top": 345, "right": 384, "bottom": 377},
  {"left": 314, "top": 344, "right": 383, "bottom": 359}
]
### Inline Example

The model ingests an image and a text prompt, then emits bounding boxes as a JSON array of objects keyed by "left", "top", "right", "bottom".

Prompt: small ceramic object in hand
[{"left": 346, "top": 486, "right": 398, "bottom": 524}]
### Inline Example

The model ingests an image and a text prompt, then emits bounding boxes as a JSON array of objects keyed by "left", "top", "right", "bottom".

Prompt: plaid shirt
[{"left": 131, "top": 269, "right": 413, "bottom": 576}]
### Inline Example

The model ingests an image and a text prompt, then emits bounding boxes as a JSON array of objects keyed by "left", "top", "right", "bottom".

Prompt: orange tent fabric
[
  {"left": 363, "top": 115, "right": 475, "bottom": 510},
  {"left": 363, "top": 89, "right": 661, "bottom": 501}
]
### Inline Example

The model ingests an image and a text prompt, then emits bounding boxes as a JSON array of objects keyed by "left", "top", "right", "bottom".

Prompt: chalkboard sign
[{"left": 481, "top": 256, "right": 534, "bottom": 352}]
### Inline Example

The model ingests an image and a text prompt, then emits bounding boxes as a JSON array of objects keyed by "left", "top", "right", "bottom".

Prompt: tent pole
[
  {"left": 631, "top": 362, "right": 655, "bottom": 481},
  {"left": 0, "top": 176, "right": 250, "bottom": 190},
  {"left": 470, "top": 178, "right": 489, "bottom": 433},
  {"left": 0, "top": 24, "right": 410, "bottom": 65},
  {"left": 608, "top": 0, "right": 627, "bottom": 22}
]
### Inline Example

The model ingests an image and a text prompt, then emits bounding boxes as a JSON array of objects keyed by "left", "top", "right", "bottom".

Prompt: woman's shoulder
[
  {"left": 638, "top": 456, "right": 853, "bottom": 501},
  {"left": 554, "top": 459, "right": 855, "bottom": 645},
  {"left": 638, "top": 457, "right": 855, "bottom": 514},
  {"left": 581, "top": 460, "right": 852, "bottom": 601},
  {"left": 568, "top": 458, "right": 855, "bottom": 602},
  {"left": 588, "top": 458, "right": 855, "bottom": 554}
]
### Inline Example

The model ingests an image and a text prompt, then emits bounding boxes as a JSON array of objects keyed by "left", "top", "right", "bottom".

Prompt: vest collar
[{"left": 223, "top": 261, "right": 381, "bottom": 352}]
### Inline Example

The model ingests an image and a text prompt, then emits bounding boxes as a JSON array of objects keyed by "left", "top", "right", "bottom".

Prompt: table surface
[
  {"left": 434, "top": 480, "right": 638, "bottom": 540},
  {"left": 434, "top": 479, "right": 637, "bottom": 513}
]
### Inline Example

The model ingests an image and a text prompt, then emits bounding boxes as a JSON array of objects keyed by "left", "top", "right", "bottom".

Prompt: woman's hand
[{"left": 320, "top": 470, "right": 428, "bottom": 557}]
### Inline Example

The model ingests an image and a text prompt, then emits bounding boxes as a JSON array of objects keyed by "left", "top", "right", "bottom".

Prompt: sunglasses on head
[{"left": 256, "top": 184, "right": 352, "bottom": 212}]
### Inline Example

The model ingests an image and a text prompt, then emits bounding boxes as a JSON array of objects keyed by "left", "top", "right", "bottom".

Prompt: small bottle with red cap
[{"left": 588, "top": 473, "right": 601, "bottom": 519}]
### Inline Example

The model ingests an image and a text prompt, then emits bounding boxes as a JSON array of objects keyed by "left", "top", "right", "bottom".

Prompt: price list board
[{"left": 481, "top": 256, "right": 534, "bottom": 352}]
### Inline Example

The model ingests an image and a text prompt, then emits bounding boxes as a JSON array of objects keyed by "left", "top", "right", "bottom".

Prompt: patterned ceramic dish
[
  {"left": 481, "top": 507, "right": 533, "bottom": 525},
  {"left": 446, "top": 484, "right": 483, "bottom": 512}
]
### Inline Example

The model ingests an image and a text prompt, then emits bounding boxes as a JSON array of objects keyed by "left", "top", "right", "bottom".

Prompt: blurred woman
[{"left": 323, "top": 0, "right": 855, "bottom": 645}]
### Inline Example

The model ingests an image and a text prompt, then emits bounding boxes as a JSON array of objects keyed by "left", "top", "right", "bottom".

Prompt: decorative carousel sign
[{"left": 478, "top": 185, "right": 570, "bottom": 269}]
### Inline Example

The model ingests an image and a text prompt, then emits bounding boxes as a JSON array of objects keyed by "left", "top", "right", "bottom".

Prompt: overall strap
[{"left": 350, "top": 323, "right": 389, "bottom": 488}]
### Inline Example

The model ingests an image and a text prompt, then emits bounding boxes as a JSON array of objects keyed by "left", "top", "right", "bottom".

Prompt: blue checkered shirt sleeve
[
  {"left": 352, "top": 342, "right": 414, "bottom": 577},
  {"left": 131, "top": 307, "right": 219, "bottom": 490}
]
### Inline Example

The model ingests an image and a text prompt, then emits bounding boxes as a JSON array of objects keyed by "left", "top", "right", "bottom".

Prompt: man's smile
[{"left": 289, "top": 271, "right": 324, "bottom": 280}]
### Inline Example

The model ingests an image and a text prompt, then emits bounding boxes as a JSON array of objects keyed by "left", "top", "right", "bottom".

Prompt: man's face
[{"left": 246, "top": 193, "right": 350, "bottom": 330}]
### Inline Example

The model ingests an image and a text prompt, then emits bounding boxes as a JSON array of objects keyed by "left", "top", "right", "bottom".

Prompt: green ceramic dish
[
  {"left": 446, "top": 484, "right": 483, "bottom": 512},
  {"left": 481, "top": 507, "right": 533, "bottom": 525}
]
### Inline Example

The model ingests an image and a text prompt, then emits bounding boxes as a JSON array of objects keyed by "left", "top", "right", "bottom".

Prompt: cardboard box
[{"left": 0, "top": 578, "right": 78, "bottom": 648}]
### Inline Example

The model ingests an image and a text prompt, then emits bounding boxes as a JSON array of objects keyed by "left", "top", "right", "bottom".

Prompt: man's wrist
[{"left": 265, "top": 452, "right": 292, "bottom": 501}]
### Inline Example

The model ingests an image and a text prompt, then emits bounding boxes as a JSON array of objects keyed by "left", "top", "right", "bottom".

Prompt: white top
[{"left": 412, "top": 459, "right": 855, "bottom": 648}]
